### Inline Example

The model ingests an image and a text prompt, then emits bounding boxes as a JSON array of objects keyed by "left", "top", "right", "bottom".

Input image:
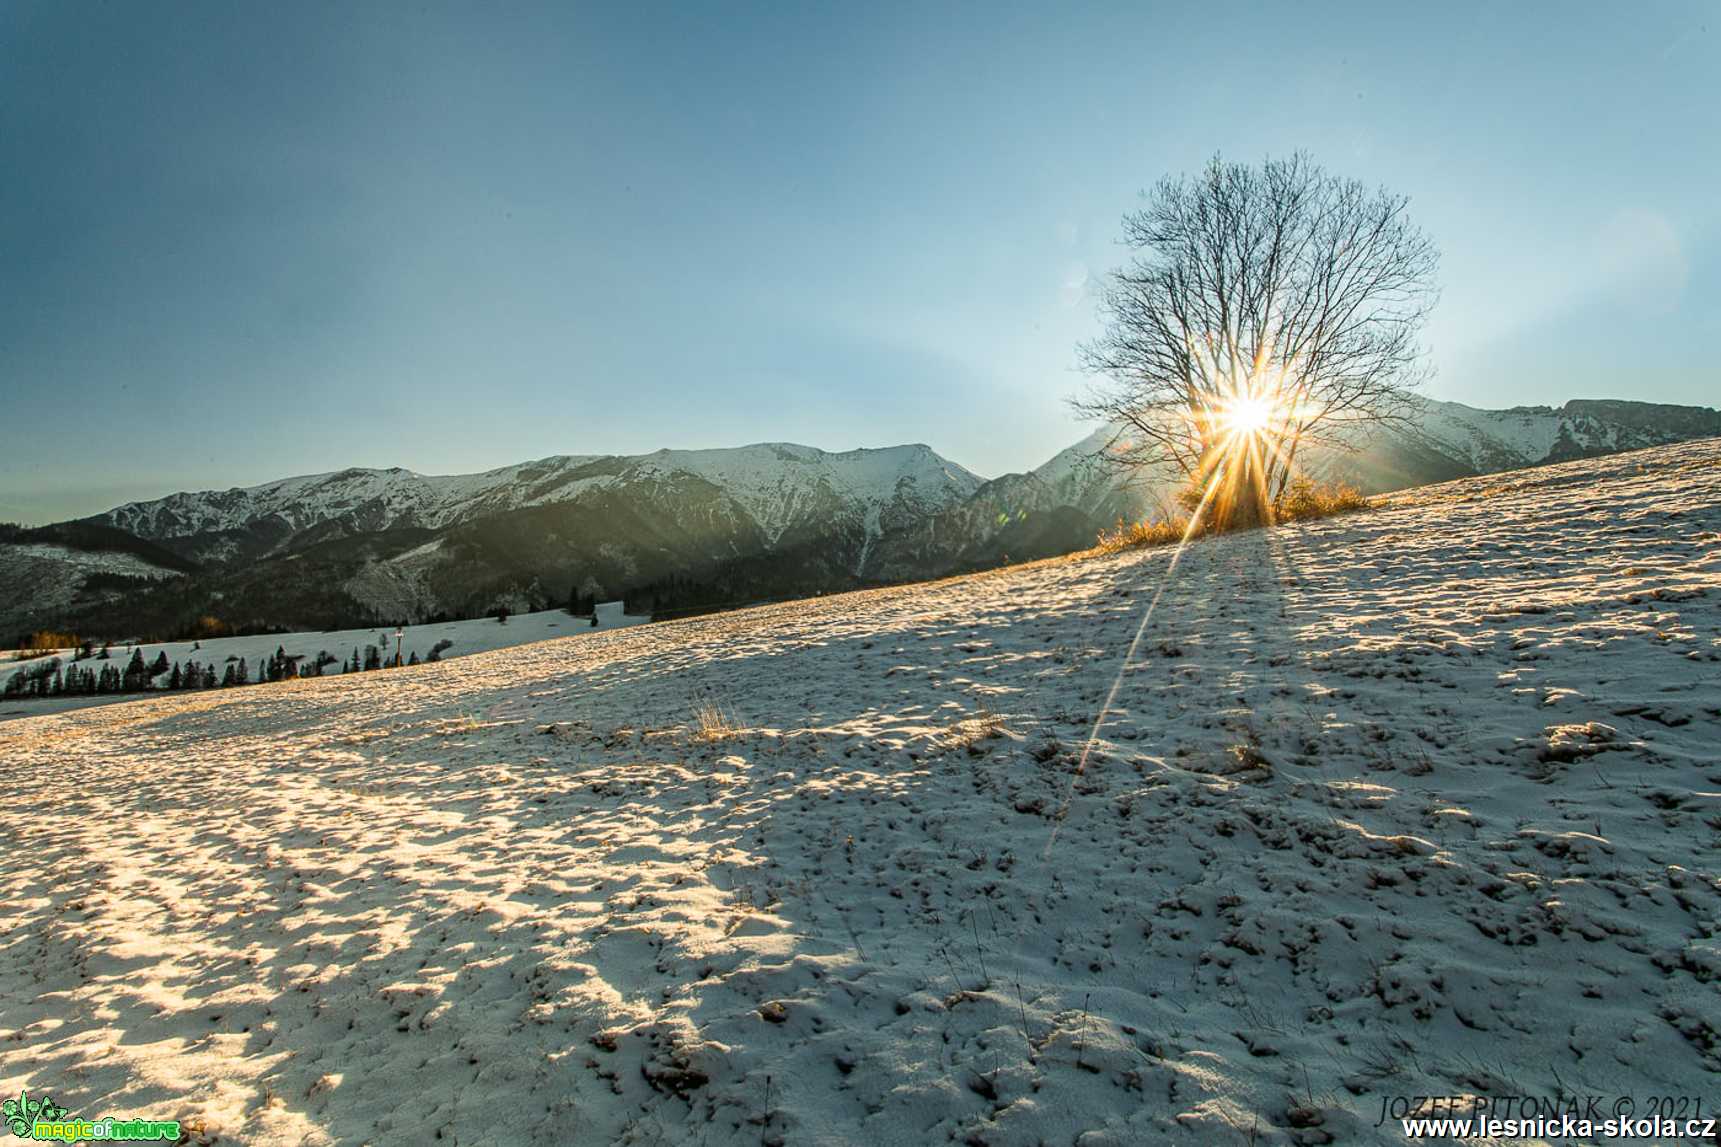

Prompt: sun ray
[{"left": 1043, "top": 442, "right": 1236, "bottom": 858}]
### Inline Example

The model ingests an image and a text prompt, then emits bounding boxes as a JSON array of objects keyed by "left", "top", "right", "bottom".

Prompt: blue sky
[{"left": 1, "top": 1, "right": 1715, "bottom": 522}]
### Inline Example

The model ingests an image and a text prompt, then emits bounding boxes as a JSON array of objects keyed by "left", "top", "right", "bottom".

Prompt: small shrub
[
  {"left": 1275, "top": 478, "right": 1371, "bottom": 522},
  {"left": 19, "top": 630, "right": 78, "bottom": 656},
  {"left": 189, "top": 615, "right": 231, "bottom": 639}
]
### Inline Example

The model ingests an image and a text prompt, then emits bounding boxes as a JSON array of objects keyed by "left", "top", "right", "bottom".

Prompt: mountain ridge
[
  {"left": 94, "top": 441, "right": 984, "bottom": 560},
  {"left": 4, "top": 396, "right": 1716, "bottom": 640}
]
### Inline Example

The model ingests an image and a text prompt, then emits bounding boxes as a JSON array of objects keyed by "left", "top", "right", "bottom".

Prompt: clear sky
[{"left": 2, "top": 1, "right": 1715, "bottom": 523}]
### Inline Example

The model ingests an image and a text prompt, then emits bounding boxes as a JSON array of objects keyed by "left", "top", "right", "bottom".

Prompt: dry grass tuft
[
  {"left": 1274, "top": 477, "right": 1372, "bottom": 522},
  {"left": 430, "top": 715, "right": 488, "bottom": 736},
  {"left": 691, "top": 701, "right": 739, "bottom": 743},
  {"left": 944, "top": 702, "right": 1007, "bottom": 755},
  {"left": 1094, "top": 477, "right": 1371, "bottom": 552},
  {"left": 1094, "top": 516, "right": 1189, "bottom": 554}
]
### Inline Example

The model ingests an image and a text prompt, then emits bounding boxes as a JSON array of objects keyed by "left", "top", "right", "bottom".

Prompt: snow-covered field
[
  {"left": 0, "top": 440, "right": 1716, "bottom": 1145},
  {"left": 0, "top": 603, "right": 645, "bottom": 722}
]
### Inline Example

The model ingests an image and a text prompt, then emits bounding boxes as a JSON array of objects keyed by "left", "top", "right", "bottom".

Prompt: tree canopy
[{"left": 1079, "top": 152, "right": 1439, "bottom": 526}]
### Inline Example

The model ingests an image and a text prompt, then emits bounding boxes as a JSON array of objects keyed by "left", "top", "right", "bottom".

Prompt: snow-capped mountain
[
  {"left": 2, "top": 397, "right": 1715, "bottom": 640},
  {"left": 996, "top": 397, "right": 1721, "bottom": 533},
  {"left": 95, "top": 443, "right": 983, "bottom": 565},
  {"left": 1342, "top": 397, "right": 1721, "bottom": 486},
  {"left": 4, "top": 443, "right": 990, "bottom": 637}
]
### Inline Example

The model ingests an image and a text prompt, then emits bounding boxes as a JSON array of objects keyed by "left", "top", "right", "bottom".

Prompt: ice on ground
[{"left": 0, "top": 440, "right": 1716, "bottom": 1145}]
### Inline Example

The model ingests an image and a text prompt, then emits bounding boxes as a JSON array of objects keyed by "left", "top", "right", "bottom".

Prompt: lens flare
[
  {"left": 1217, "top": 394, "right": 1276, "bottom": 438},
  {"left": 1050, "top": 354, "right": 1310, "bottom": 858}
]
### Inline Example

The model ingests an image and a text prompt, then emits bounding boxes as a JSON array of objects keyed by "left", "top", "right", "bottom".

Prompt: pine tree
[
  {"left": 123, "top": 648, "right": 149, "bottom": 691},
  {"left": 150, "top": 651, "right": 169, "bottom": 677},
  {"left": 236, "top": 658, "right": 249, "bottom": 685},
  {"left": 169, "top": 663, "right": 183, "bottom": 690},
  {"left": 222, "top": 663, "right": 237, "bottom": 687}
]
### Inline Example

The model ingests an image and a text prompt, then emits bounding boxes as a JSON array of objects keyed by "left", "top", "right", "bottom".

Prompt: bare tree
[{"left": 1077, "top": 152, "right": 1439, "bottom": 527}]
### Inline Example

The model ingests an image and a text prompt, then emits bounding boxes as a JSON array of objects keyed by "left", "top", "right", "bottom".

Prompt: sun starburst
[{"left": 1215, "top": 393, "right": 1277, "bottom": 438}]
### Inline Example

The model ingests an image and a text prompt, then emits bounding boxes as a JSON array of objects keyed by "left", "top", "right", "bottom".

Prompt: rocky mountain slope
[
  {"left": 96, "top": 444, "right": 983, "bottom": 566},
  {"left": 1, "top": 397, "right": 1715, "bottom": 640},
  {"left": 1331, "top": 397, "right": 1721, "bottom": 492}
]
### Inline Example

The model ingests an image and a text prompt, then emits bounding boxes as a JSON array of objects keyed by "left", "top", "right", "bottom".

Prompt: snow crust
[{"left": 2, "top": 440, "right": 1717, "bottom": 1144}]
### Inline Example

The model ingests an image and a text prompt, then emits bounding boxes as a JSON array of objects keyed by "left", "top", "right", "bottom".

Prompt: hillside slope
[{"left": 1, "top": 439, "right": 1716, "bottom": 1144}]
